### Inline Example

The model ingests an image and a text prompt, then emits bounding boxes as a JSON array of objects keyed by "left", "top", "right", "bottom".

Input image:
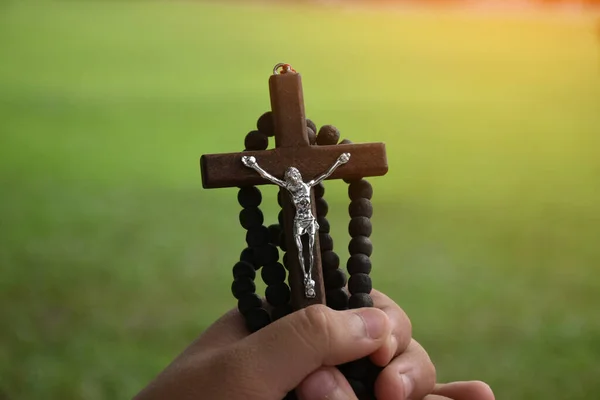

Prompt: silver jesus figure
[{"left": 241, "top": 153, "right": 351, "bottom": 298}]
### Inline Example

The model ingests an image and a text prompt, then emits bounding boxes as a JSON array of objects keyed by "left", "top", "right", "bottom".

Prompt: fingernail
[
  {"left": 356, "top": 308, "right": 386, "bottom": 339},
  {"left": 400, "top": 374, "right": 414, "bottom": 399},
  {"left": 299, "top": 369, "right": 349, "bottom": 400}
]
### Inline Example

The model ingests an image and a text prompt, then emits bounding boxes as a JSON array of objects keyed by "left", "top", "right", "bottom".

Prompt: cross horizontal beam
[{"left": 200, "top": 143, "right": 388, "bottom": 189}]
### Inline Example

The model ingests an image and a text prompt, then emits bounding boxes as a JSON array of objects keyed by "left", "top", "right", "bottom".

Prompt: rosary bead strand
[
  {"left": 252, "top": 113, "right": 294, "bottom": 320},
  {"left": 237, "top": 293, "right": 263, "bottom": 315},
  {"left": 261, "top": 262, "right": 286, "bottom": 286},
  {"left": 314, "top": 126, "right": 350, "bottom": 311},
  {"left": 306, "top": 118, "right": 317, "bottom": 134},
  {"left": 244, "top": 130, "right": 269, "bottom": 151},
  {"left": 307, "top": 126, "right": 316, "bottom": 145},
  {"left": 231, "top": 129, "right": 276, "bottom": 332},
  {"left": 237, "top": 186, "right": 262, "bottom": 207},
  {"left": 245, "top": 226, "right": 270, "bottom": 248},
  {"left": 239, "top": 207, "right": 264, "bottom": 230},
  {"left": 349, "top": 236, "right": 373, "bottom": 257},
  {"left": 321, "top": 249, "right": 340, "bottom": 270},
  {"left": 268, "top": 223, "right": 281, "bottom": 246},
  {"left": 266, "top": 281, "right": 292, "bottom": 307},
  {"left": 232, "top": 261, "right": 256, "bottom": 280},
  {"left": 346, "top": 181, "right": 374, "bottom": 308},
  {"left": 256, "top": 112, "right": 275, "bottom": 137},
  {"left": 240, "top": 247, "right": 259, "bottom": 269},
  {"left": 316, "top": 125, "right": 340, "bottom": 146},
  {"left": 344, "top": 168, "right": 378, "bottom": 400}
]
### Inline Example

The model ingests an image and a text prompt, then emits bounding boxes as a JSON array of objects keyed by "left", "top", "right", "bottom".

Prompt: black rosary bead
[
  {"left": 319, "top": 232, "right": 334, "bottom": 252},
  {"left": 237, "top": 293, "right": 263, "bottom": 315},
  {"left": 321, "top": 250, "right": 340, "bottom": 270},
  {"left": 348, "top": 273, "right": 372, "bottom": 295},
  {"left": 282, "top": 253, "right": 290, "bottom": 270},
  {"left": 316, "top": 197, "right": 329, "bottom": 217},
  {"left": 348, "top": 379, "right": 370, "bottom": 399},
  {"left": 238, "top": 186, "right": 262, "bottom": 208},
  {"left": 326, "top": 287, "right": 349, "bottom": 310},
  {"left": 340, "top": 138, "right": 352, "bottom": 145},
  {"left": 240, "top": 247, "right": 258, "bottom": 269},
  {"left": 316, "top": 125, "right": 340, "bottom": 146},
  {"left": 257, "top": 111, "right": 275, "bottom": 137},
  {"left": 307, "top": 126, "right": 316, "bottom": 145},
  {"left": 239, "top": 207, "right": 264, "bottom": 230},
  {"left": 365, "top": 361, "right": 383, "bottom": 384},
  {"left": 349, "top": 236, "right": 373, "bottom": 256},
  {"left": 246, "top": 226, "right": 270, "bottom": 248},
  {"left": 272, "top": 304, "right": 293, "bottom": 321},
  {"left": 278, "top": 209, "right": 285, "bottom": 227},
  {"left": 245, "top": 307, "right": 271, "bottom": 333},
  {"left": 254, "top": 244, "right": 279, "bottom": 266},
  {"left": 349, "top": 217, "right": 373, "bottom": 238},
  {"left": 232, "top": 261, "right": 256, "bottom": 280},
  {"left": 348, "top": 179, "right": 373, "bottom": 201},
  {"left": 279, "top": 232, "right": 288, "bottom": 251},
  {"left": 349, "top": 293, "right": 374, "bottom": 308},
  {"left": 317, "top": 216, "right": 330, "bottom": 233},
  {"left": 339, "top": 358, "right": 371, "bottom": 380},
  {"left": 324, "top": 268, "right": 347, "bottom": 290},
  {"left": 231, "top": 277, "right": 256, "bottom": 299},
  {"left": 349, "top": 198, "right": 373, "bottom": 218},
  {"left": 313, "top": 182, "right": 325, "bottom": 198},
  {"left": 268, "top": 224, "right": 281, "bottom": 246},
  {"left": 244, "top": 130, "right": 269, "bottom": 151},
  {"left": 347, "top": 253, "right": 372, "bottom": 275},
  {"left": 266, "top": 282, "right": 291, "bottom": 307},
  {"left": 261, "top": 262, "right": 286, "bottom": 286},
  {"left": 306, "top": 118, "right": 317, "bottom": 134},
  {"left": 277, "top": 190, "right": 286, "bottom": 207}
]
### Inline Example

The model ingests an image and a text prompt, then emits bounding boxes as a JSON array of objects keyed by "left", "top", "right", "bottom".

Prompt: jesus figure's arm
[
  {"left": 308, "top": 153, "right": 351, "bottom": 187},
  {"left": 241, "top": 156, "right": 286, "bottom": 187}
]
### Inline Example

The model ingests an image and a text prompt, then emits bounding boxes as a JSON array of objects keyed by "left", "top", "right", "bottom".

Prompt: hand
[
  {"left": 296, "top": 291, "right": 494, "bottom": 400},
  {"left": 134, "top": 290, "right": 494, "bottom": 400},
  {"left": 242, "top": 155, "right": 257, "bottom": 168},
  {"left": 134, "top": 302, "right": 392, "bottom": 400},
  {"left": 426, "top": 381, "right": 495, "bottom": 400},
  {"left": 338, "top": 152, "right": 350, "bottom": 164}
]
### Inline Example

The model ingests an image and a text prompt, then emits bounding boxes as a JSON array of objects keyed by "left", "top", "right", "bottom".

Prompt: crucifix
[{"left": 200, "top": 63, "right": 388, "bottom": 311}]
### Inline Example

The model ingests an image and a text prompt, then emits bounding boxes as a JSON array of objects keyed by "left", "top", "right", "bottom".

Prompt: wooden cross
[{"left": 200, "top": 67, "right": 388, "bottom": 310}]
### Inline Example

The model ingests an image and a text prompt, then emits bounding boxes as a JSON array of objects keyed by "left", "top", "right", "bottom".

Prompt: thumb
[{"left": 221, "top": 304, "right": 391, "bottom": 400}]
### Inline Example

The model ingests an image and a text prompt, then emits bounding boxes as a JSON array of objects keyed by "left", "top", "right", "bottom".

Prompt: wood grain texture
[
  {"left": 200, "top": 143, "right": 388, "bottom": 189},
  {"left": 269, "top": 73, "right": 309, "bottom": 148}
]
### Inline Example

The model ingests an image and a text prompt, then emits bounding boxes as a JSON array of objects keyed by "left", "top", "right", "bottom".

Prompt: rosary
[{"left": 200, "top": 63, "right": 388, "bottom": 399}]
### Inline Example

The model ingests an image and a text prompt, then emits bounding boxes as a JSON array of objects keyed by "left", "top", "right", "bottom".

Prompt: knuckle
[
  {"left": 390, "top": 307, "right": 413, "bottom": 354},
  {"left": 296, "top": 304, "right": 333, "bottom": 351},
  {"left": 424, "top": 353, "right": 437, "bottom": 389},
  {"left": 301, "top": 304, "right": 332, "bottom": 334},
  {"left": 472, "top": 381, "right": 495, "bottom": 398},
  {"left": 405, "top": 315, "right": 413, "bottom": 340}
]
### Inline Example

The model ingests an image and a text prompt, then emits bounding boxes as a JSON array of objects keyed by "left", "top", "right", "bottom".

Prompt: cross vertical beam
[{"left": 269, "top": 72, "right": 326, "bottom": 309}]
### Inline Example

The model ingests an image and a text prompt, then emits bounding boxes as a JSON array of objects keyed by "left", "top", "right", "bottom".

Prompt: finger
[
  {"left": 375, "top": 339, "right": 436, "bottom": 400},
  {"left": 219, "top": 304, "right": 391, "bottom": 400},
  {"left": 432, "top": 381, "right": 495, "bottom": 400},
  {"left": 369, "top": 290, "right": 412, "bottom": 366},
  {"left": 297, "top": 367, "right": 357, "bottom": 400},
  {"left": 189, "top": 308, "right": 249, "bottom": 352},
  {"left": 423, "top": 396, "right": 452, "bottom": 400}
]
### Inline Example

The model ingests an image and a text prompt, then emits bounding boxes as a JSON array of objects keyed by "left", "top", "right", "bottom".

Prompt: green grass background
[{"left": 1, "top": 1, "right": 599, "bottom": 399}]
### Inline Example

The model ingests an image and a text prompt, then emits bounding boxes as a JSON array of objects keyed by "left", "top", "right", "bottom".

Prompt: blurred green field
[{"left": 1, "top": 1, "right": 599, "bottom": 399}]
